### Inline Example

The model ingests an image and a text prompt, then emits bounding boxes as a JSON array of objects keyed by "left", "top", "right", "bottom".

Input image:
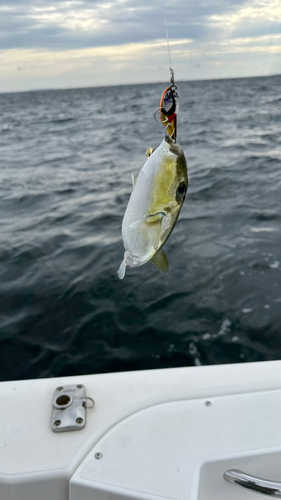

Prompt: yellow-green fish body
[{"left": 118, "top": 134, "right": 188, "bottom": 279}]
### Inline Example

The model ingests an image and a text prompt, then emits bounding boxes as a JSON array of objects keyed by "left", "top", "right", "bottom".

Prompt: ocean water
[{"left": 0, "top": 75, "right": 281, "bottom": 382}]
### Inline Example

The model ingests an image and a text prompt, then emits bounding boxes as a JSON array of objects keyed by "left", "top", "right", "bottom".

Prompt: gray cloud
[
  {"left": 232, "top": 21, "right": 281, "bottom": 39},
  {"left": 1, "top": 0, "right": 280, "bottom": 93},
  {"left": 0, "top": 0, "right": 257, "bottom": 51}
]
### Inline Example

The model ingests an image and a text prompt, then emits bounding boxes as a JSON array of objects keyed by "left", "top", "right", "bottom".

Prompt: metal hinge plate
[{"left": 52, "top": 384, "right": 87, "bottom": 432}]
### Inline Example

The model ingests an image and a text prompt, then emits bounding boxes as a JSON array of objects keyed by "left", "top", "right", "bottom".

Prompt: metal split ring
[
  {"left": 153, "top": 107, "right": 168, "bottom": 124},
  {"left": 82, "top": 397, "right": 95, "bottom": 409}
]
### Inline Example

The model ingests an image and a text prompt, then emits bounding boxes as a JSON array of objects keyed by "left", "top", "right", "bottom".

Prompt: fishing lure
[{"left": 158, "top": 69, "right": 179, "bottom": 142}]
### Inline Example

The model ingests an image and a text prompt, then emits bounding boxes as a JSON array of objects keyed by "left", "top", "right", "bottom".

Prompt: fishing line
[
  {"left": 152, "top": 0, "right": 178, "bottom": 140},
  {"left": 163, "top": 0, "right": 173, "bottom": 74}
]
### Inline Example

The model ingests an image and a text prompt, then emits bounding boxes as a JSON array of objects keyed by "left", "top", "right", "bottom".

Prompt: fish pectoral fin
[
  {"left": 145, "top": 212, "right": 165, "bottom": 223},
  {"left": 129, "top": 217, "right": 162, "bottom": 250},
  {"left": 131, "top": 174, "right": 137, "bottom": 189},
  {"left": 151, "top": 249, "right": 169, "bottom": 273}
]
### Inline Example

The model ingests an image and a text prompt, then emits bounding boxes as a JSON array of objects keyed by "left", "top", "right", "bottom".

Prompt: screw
[
  {"left": 53, "top": 420, "right": 61, "bottom": 427},
  {"left": 77, "top": 384, "right": 83, "bottom": 389},
  {"left": 205, "top": 401, "right": 212, "bottom": 407},
  {"left": 95, "top": 452, "right": 102, "bottom": 460},
  {"left": 76, "top": 417, "right": 84, "bottom": 425},
  {"left": 57, "top": 386, "right": 63, "bottom": 391}
]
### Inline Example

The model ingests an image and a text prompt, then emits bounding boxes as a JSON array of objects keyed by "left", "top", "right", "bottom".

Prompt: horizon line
[{"left": 0, "top": 72, "right": 280, "bottom": 96}]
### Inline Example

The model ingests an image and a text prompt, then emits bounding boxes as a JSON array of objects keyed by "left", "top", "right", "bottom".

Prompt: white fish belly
[{"left": 122, "top": 145, "right": 164, "bottom": 266}]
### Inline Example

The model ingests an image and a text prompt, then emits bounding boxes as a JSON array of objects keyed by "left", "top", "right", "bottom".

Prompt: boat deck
[{"left": 1, "top": 360, "right": 281, "bottom": 499}]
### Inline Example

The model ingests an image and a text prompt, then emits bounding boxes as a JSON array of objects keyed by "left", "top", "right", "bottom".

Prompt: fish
[{"left": 117, "top": 132, "right": 188, "bottom": 279}]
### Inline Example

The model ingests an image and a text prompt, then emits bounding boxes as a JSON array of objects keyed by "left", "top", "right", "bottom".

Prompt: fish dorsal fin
[
  {"left": 151, "top": 249, "right": 169, "bottom": 273},
  {"left": 129, "top": 213, "right": 165, "bottom": 250},
  {"left": 131, "top": 174, "right": 137, "bottom": 189}
]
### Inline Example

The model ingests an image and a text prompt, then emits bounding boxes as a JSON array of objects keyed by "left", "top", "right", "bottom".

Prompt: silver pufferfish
[{"left": 118, "top": 133, "right": 188, "bottom": 279}]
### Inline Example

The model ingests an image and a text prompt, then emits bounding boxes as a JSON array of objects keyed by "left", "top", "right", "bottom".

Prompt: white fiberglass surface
[{"left": 71, "top": 387, "right": 281, "bottom": 500}]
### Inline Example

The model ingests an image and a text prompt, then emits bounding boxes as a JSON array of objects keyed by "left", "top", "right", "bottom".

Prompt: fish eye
[{"left": 176, "top": 183, "right": 187, "bottom": 198}]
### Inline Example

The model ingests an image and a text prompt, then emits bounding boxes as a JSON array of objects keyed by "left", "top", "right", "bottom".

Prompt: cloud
[
  {"left": 0, "top": 0, "right": 253, "bottom": 50},
  {"left": 0, "top": 0, "right": 280, "bottom": 91},
  {"left": 1, "top": 0, "right": 279, "bottom": 51}
]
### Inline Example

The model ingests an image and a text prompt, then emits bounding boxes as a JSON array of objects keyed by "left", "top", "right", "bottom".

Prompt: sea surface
[{"left": 0, "top": 75, "right": 281, "bottom": 382}]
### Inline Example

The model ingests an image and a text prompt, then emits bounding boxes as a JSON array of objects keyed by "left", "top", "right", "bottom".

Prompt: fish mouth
[
  {"left": 165, "top": 132, "right": 183, "bottom": 156},
  {"left": 165, "top": 132, "right": 175, "bottom": 146}
]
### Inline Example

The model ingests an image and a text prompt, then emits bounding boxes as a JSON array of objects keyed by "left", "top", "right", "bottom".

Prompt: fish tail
[{"left": 117, "top": 251, "right": 129, "bottom": 279}]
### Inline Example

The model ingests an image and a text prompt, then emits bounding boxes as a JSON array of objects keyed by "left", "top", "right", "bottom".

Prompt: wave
[
  {"left": 1, "top": 76, "right": 281, "bottom": 381},
  {"left": 50, "top": 117, "right": 75, "bottom": 124}
]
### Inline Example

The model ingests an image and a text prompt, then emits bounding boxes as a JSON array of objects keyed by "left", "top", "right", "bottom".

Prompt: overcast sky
[{"left": 0, "top": 0, "right": 280, "bottom": 92}]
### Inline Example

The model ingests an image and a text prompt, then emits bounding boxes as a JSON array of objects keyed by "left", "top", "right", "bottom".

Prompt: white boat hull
[{"left": 1, "top": 361, "right": 281, "bottom": 499}]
